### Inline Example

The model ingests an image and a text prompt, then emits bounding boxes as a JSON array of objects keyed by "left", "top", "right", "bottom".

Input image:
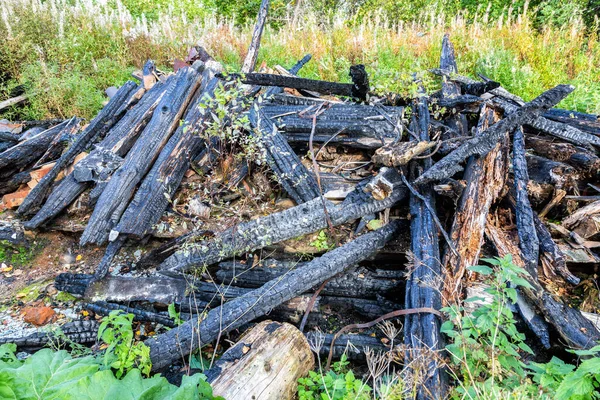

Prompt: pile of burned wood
[{"left": 2, "top": 16, "right": 600, "bottom": 398}]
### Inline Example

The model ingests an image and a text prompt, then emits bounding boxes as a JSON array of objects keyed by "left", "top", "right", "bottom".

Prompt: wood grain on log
[
  {"left": 206, "top": 320, "right": 314, "bottom": 400},
  {"left": 443, "top": 105, "right": 508, "bottom": 297}
]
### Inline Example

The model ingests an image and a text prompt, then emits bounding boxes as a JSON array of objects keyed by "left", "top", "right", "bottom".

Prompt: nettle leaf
[
  {"left": 556, "top": 372, "right": 596, "bottom": 399},
  {"left": 468, "top": 265, "right": 494, "bottom": 275}
]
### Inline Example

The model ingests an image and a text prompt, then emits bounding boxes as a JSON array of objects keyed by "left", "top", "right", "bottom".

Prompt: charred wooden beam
[
  {"left": 249, "top": 104, "right": 320, "bottom": 204},
  {"left": 241, "top": 0, "right": 269, "bottom": 73},
  {"left": 525, "top": 154, "right": 577, "bottom": 189},
  {"left": 0, "top": 119, "right": 79, "bottom": 176},
  {"left": 24, "top": 81, "right": 168, "bottom": 229},
  {"left": 262, "top": 103, "right": 402, "bottom": 141},
  {"left": 216, "top": 259, "right": 403, "bottom": 299},
  {"left": 349, "top": 64, "right": 369, "bottom": 101},
  {"left": 114, "top": 65, "right": 220, "bottom": 239},
  {"left": 146, "top": 221, "right": 401, "bottom": 370},
  {"left": 493, "top": 97, "right": 600, "bottom": 148},
  {"left": 263, "top": 54, "right": 312, "bottom": 97},
  {"left": 305, "top": 332, "right": 388, "bottom": 361},
  {"left": 0, "top": 320, "right": 99, "bottom": 350},
  {"left": 79, "top": 66, "right": 202, "bottom": 246},
  {"left": 414, "top": 85, "right": 574, "bottom": 186},
  {"left": 158, "top": 169, "right": 408, "bottom": 275},
  {"left": 222, "top": 73, "right": 354, "bottom": 98},
  {"left": 0, "top": 170, "right": 30, "bottom": 195},
  {"left": 84, "top": 301, "right": 177, "bottom": 327},
  {"left": 525, "top": 135, "right": 600, "bottom": 176},
  {"left": 513, "top": 127, "right": 540, "bottom": 279},
  {"left": 443, "top": 105, "right": 508, "bottom": 296},
  {"left": 404, "top": 89, "right": 446, "bottom": 399}
]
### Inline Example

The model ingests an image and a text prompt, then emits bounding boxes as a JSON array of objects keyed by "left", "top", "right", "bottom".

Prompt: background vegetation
[{"left": 0, "top": 0, "right": 599, "bottom": 120}]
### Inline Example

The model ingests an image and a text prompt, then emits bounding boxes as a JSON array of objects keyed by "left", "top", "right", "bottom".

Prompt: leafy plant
[
  {"left": 529, "top": 346, "right": 600, "bottom": 399},
  {"left": 98, "top": 310, "right": 152, "bottom": 378},
  {"left": 441, "top": 255, "right": 537, "bottom": 397},
  {"left": 298, "top": 354, "right": 372, "bottom": 400},
  {"left": 0, "top": 343, "right": 223, "bottom": 400},
  {"left": 310, "top": 230, "right": 333, "bottom": 251}
]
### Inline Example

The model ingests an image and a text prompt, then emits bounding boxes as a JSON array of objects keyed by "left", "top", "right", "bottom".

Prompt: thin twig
[
  {"left": 325, "top": 307, "right": 443, "bottom": 370},
  {"left": 299, "top": 278, "right": 331, "bottom": 332}
]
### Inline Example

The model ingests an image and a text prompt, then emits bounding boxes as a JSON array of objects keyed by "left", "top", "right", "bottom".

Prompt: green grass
[{"left": 0, "top": 0, "right": 599, "bottom": 121}]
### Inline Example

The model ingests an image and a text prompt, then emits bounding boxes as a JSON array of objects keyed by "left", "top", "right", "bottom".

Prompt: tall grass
[{"left": 0, "top": 0, "right": 599, "bottom": 120}]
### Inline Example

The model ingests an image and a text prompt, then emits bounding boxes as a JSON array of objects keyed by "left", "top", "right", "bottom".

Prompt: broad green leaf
[{"left": 468, "top": 265, "right": 493, "bottom": 275}]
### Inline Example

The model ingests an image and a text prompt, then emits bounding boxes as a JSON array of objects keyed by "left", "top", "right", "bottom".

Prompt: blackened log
[
  {"left": 513, "top": 127, "right": 540, "bottom": 279},
  {"left": 216, "top": 259, "right": 402, "bottom": 298},
  {"left": 17, "top": 81, "right": 140, "bottom": 214},
  {"left": 533, "top": 211, "right": 579, "bottom": 284},
  {"left": 525, "top": 135, "right": 600, "bottom": 176},
  {"left": 224, "top": 73, "right": 354, "bottom": 98},
  {"left": 349, "top": 64, "right": 369, "bottom": 101},
  {"left": 0, "top": 220, "right": 27, "bottom": 246},
  {"left": 135, "top": 231, "right": 207, "bottom": 270},
  {"left": 429, "top": 68, "right": 500, "bottom": 96},
  {"left": 249, "top": 105, "right": 320, "bottom": 204},
  {"left": 443, "top": 105, "right": 508, "bottom": 296},
  {"left": 0, "top": 131, "right": 20, "bottom": 143},
  {"left": 263, "top": 103, "right": 402, "bottom": 141},
  {"left": 414, "top": 85, "right": 574, "bottom": 186},
  {"left": 0, "top": 119, "right": 79, "bottom": 175},
  {"left": 92, "top": 235, "right": 126, "bottom": 279},
  {"left": 158, "top": 170, "right": 408, "bottom": 275},
  {"left": 283, "top": 133, "right": 383, "bottom": 149},
  {"left": 241, "top": 0, "right": 269, "bottom": 73},
  {"left": 85, "top": 275, "right": 187, "bottom": 304},
  {"left": 146, "top": 221, "right": 401, "bottom": 371},
  {"left": 485, "top": 216, "right": 600, "bottom": 349},
  {"left": 55, "top": 273, "right": 93, "bottom": 295},
  {"left": 263, "top": 54, "right": 312, "bottom": 97},
  {"left": 0, "top": 320, "right": 99, "bottom": 350},
  {"left": 525, "top": 154, "right": 577, "bottom": 189},
  {"left": 24, "top": 82, "right": 168, "bottom": 230},
  {"left": 84, "top": 301, "right": 176, "bottom": 327},
  {"left": 306, "top": 332, "right": 388, "bottom": 361},
  {"left": 0, "top": 170, "right": 30, "bottom": 195},
  {"left": 80, "top": 66, "right": 202, "bottom": 246},
  {"left": 544, "top": 109, "right": 600, "bottom": 135},
  {"left": 404, "top": 90, "right": 446, "bottom": 399},
  {"left": 493, "top": 97, "right": 600, "bottom": 148},
  {"left": 115, "top": 67, "right": 222, "bottom": 238}
]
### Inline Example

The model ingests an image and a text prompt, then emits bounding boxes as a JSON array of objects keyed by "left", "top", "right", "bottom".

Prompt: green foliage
[
  {"left": 298, "top": 354, "right": 372, "bottom": 400},
  {"left": 441, "top": 255, "right": 537, "bottom": 397},
  {"left": 0, "top": 343, "right": 222, "bottom": 400},
  {"left": 310, "top": 230, "right": 333, "bottom": 251},
  {"left": 168, "top": 303, "right": 184, "bottom": 326},
  {"left": 529, "top": 346, "right": 600, "bottom": 399},
  {"left": 198, "top": 80, "right": 265, "bottom": 164},
  {"left": 98, "top": 310, "right": 152, "bottom": 378}
]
